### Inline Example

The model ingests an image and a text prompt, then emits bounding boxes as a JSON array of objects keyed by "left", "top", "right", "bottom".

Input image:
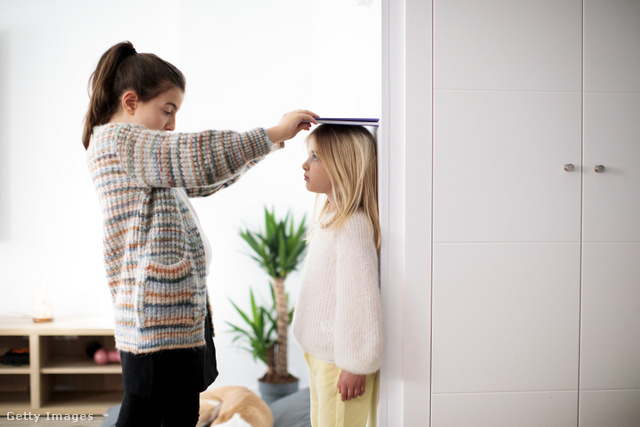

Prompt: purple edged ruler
[{"left": 315, "top": 117, "right": 379, "bottom": 127}]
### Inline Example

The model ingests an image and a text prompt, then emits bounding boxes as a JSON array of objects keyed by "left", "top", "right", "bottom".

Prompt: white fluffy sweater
[{"left": 292, "top": 211, "right": 383, "bottom": 375}]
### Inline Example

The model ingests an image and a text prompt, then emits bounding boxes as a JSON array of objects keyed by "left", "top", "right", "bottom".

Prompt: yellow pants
[{"left": 305, "top": 353, "right": 379, "bottom": 427}]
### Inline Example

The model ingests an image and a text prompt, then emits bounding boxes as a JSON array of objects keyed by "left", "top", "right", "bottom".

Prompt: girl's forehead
[
  {"left": 306, "top": 136, "right": 317, "bottom": 151},
  {"left": 156, "top": 87, "right": 185, "bottom": 109}
]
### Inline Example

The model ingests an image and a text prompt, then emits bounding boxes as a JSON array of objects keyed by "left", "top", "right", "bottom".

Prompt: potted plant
[
  {"left": 238, "top": 207, "right": 307, "bottom": 403},
  {"left": 227, "top": 286, "right": 277, "bottom": 374},
  {"left": 226, "top": 284, "right": 294, "bottom": 400}
]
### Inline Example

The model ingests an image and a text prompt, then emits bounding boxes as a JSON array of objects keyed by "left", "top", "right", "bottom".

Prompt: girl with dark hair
[{"left": 84, "top": 41, "right": 317, "bottom": 426}]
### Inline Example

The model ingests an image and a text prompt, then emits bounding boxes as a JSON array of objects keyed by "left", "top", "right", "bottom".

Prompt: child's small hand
[
  {"left": 337, "top": 370, "right": 366, "bottom": 401},
  {"left": 267, "top": 110, "right": 318, "bottom": 144}
]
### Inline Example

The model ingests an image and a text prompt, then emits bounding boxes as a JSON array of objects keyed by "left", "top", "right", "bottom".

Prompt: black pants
[
  {"left": 116, "top": 311, "right": 218, "bottom": 427},
  {"left": 116, "top": 390, "right": 200, "bottom": 427}
]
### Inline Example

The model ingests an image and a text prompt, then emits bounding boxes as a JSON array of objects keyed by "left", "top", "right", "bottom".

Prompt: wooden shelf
[
  {"left": 0, "top": 316, "right": 115, "bottom": 335},
  {"left": 0, "top": 364, "right": 30, "bottom": 375},
  {"left": 42, "top": 391, "right": 123, "bottom": 414},
  {"left": 42, "top": 358, "right": 121, "bottom": 374},
  {"left": 0, "top": 316, "right": 121, "bottom": 416},
  {"left": 0, "top": 391, "right": 30, "bottom": 413},
  {"left": 0, "top": 334, "right": 30, "bottom": 375},
  {"left": 0, "top": 391, "right": 124, "bottom": 416}
]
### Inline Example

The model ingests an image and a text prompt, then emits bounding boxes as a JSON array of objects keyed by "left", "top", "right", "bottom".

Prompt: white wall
[{"left": 0, "top": 0, "right": 380, "bottom": 390}]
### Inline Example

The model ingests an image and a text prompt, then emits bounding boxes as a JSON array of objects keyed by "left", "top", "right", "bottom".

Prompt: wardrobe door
[
  {"left": 433, "top": 90, "right": 582, "bottom": 243},
  {"left": 579, "top": 1, "right": 640, "bottom": 425},
  {"left": 431, "top": 1, "right": 582, "bottom": 426}
]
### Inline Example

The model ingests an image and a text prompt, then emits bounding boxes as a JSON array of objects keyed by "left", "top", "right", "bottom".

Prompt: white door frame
[{"left": 379, "top": 0, "right": 433, "bottom": 425}]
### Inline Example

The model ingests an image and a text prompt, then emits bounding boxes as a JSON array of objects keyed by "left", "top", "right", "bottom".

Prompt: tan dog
[{"left": 198, "top": 386, "right": 273, "bottom": 427}]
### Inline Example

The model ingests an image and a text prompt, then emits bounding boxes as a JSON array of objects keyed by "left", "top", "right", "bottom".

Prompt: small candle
[{"left": 32, "top": 286, "right": 54, "bottom": 323}]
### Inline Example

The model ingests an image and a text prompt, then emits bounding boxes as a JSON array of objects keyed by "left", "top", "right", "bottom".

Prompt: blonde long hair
[{"left": 308, "top": 124, "right": 381, "bottom": 249}]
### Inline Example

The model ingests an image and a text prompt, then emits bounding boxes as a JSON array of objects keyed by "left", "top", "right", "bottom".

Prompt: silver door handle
[
  {"left": 564, "top": 164, "right": 575, "bottom": 172},
  {"left": 594, "top": 165, "right": 605, "bottom": 173}
]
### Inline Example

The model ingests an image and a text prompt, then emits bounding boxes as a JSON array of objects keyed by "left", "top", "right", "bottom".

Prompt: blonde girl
[
  {"left": 83, "top": 41, "right": 316, "bottom": 427},
  {"left": 293, "top": 124, "right": 383, "bottom": 427}
]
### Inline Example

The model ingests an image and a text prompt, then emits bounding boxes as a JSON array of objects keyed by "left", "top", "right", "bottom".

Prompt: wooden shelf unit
[{"left": 0, "top": 316, "right": 123, "bottom": 416}]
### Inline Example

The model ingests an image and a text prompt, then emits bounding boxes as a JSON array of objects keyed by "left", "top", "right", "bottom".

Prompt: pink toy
[
  {"left": 87, "top": 341, "right": 121, "bottom": 365},
  {"left": 93, "top": 348, "right": 108, "bottom": 365},
  {"left": 107, "top": 350, "right": 121, "bottom": 363}
]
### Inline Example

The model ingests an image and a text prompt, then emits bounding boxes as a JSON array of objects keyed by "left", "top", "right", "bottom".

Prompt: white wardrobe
[{"left": 381, "top": 0, "right": 639, "bottom": 426}]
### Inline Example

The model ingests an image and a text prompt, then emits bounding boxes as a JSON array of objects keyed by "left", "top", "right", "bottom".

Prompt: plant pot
[{"left": 258, "top": 379, "right": 299, "bottom": 405}]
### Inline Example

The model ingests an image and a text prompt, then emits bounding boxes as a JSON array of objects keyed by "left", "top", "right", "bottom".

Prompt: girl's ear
[{"left": 121, "top": 90, "right": 139, "bottom": 115}]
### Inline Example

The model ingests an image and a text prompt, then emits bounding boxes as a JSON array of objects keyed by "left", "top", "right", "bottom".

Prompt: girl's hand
[
  {"left": 337, "top": 370, "right": 367, "bottom": 401},
  {"left": 267, "top": 110, "right": 318, "bottom": 144}
]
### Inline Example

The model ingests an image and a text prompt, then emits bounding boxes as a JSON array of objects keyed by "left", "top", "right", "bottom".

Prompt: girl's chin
[{"left": 305, "top": 184, "right": 321, "bottom": 194}]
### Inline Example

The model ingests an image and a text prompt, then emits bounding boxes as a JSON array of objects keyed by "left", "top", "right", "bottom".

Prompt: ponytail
[
  {"left": 83, "top": 42, "right": 136, "bottom": 149},
  {"left": 82, "top": 41, "right": 186, "bottom": 149}
]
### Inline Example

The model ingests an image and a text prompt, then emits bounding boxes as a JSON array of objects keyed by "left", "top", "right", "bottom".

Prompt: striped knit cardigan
[{"left": 86, "top": 123, "right": 275, "bottom": 354}]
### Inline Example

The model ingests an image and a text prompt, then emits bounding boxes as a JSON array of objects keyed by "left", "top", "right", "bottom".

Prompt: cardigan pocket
[{"left": 138, "top": 257, "right": 205, "bottom": 329}]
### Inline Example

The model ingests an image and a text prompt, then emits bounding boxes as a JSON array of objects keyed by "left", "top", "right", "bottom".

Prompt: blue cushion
[
  {"left": 101, "top": 404, "right": 120, "bottom": 427},
  {"left": 269, "top": 388, "right": 311, "bottom": 427}
]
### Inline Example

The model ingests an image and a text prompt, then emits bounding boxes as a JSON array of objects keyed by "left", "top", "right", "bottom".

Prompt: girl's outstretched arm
[
  {"left": 112, "top": 110, "right": 317, "bottom": 190},
  {"left": 184, "top": 110, "right": 318, "bottom": 197},
  {"left": 113, "top": 125, "right": 271, "bottom": 189}
]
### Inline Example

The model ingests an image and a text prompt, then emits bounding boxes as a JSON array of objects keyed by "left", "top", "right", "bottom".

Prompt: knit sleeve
[
  {"left": 183, "top": 161, "right": 257, "bottom": 198},
  {"left": 334, "top": 213, "right": 383, "bottom": 375},
  {"left": 113, "top": 124, "right": 273, "bottom": 190}
]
